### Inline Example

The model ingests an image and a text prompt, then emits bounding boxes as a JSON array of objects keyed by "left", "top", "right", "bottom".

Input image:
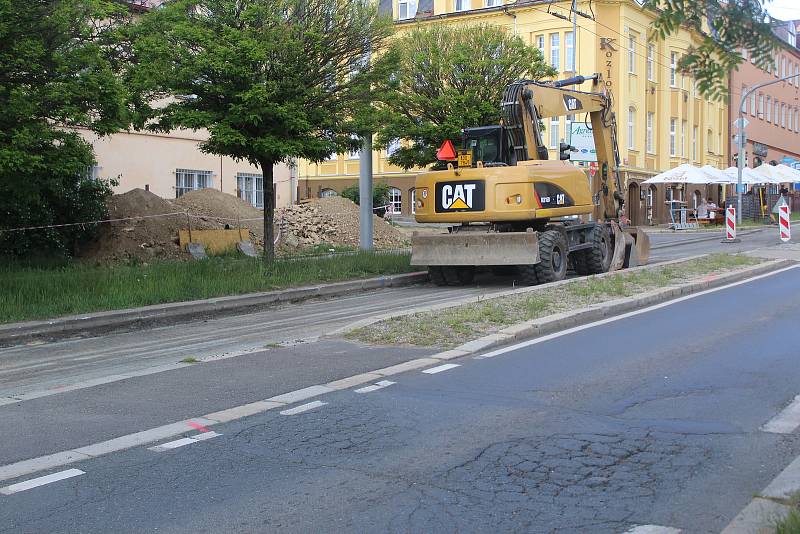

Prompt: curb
[
  {"left": 649, "top": 229, "right": 762, "bottom": 250},
  {"left": 0, "top": 271, "right": 429, "bottom": 346}
]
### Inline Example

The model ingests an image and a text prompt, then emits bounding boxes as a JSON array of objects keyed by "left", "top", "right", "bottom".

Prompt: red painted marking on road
[
  {"left": 703, "top": 274, "right": 719, "bottom": 282},
  {"left": 187, "top": 421, "right": 210, "bottom": 433}
]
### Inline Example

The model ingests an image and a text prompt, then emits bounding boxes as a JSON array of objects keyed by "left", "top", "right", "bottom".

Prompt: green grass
[{"left": 0, "top": 252, "right": 414, "bottom": 324}]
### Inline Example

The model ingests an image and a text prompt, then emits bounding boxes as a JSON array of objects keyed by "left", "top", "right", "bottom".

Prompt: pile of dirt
[
  {"left": 79, "top": 189, "right": 407, "bottom": 263},
  {"left": 276, "top": 196, "right": 408, "bottom": 252}
]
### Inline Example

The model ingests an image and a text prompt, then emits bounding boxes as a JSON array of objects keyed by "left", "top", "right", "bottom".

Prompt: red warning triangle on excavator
[{"left": 436, "top": 139, "right": 457, "bottom": 161}]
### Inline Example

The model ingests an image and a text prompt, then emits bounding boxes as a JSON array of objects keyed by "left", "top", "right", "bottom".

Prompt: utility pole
[
  {"left": 736, "top": 72, "right": 799, "bottom": 223},
  {"left": 358, "top": 135, "right": 373, "bottom": 251}
]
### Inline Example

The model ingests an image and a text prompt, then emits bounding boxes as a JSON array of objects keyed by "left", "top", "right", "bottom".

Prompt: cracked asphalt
[{"left": 1, "top": 263, "right": 800, "bottom": 533}]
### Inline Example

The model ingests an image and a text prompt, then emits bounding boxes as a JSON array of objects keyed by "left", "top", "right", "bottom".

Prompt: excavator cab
[{"left": 460, "top": 126, "right": 514, "bottom": 167}]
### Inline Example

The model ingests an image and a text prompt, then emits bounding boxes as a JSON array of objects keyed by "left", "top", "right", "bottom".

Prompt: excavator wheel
[
  {"left": 428, "top": 266, "right": 448, "bottom": 286},
  {"left": 574, "top": 224, "right": 612, "bottom": 275},
  {"left": 443, "top": 266, "right": 475, "bottom": 286},
  {"left": 518, "top": 229, "right": 567, "bottom": 286}
]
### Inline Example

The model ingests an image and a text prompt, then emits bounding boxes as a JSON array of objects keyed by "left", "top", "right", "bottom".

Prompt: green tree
[
  {"left": 341, "top": 182, "right": 391, "bottom": 209},
  {"left": 644, "top": 0, "right": 783, "bottom": 99},
  {"left": 127, "top": 0, "right": 393, "bottom": 261},
  {"left": 373, "top": 24, "right": 556, "bottom": 170},
  {"left": 0, "top": 0, "right": 128, "bottom": 257}
]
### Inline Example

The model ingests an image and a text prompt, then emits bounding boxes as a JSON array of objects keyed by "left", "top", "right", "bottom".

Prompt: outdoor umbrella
[
  {"left": 711, "top": 167, "right": 763, "bottom": 185},
  {"left": 642, "top": 163, "right": 711, "bottom": 184},
  {"left": 753, "top": 164, "right": 800, "bottom": 183}
]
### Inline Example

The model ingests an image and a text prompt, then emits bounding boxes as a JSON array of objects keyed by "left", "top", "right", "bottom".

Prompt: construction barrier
[
  {"left": 726, "top": 207, "right": 736, "bottom": 241},
  {"left": 779, "top": 205, "right": 791, "bottom": 243}
]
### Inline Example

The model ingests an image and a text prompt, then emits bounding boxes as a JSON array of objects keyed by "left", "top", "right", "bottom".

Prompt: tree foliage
[
  {"left": 341, "top": 182, "right": 391, "bottom": 209},
  {"left": 127, "top": 0, "right": 393, "bottom": 261},
  {"left": 373, "top": 24, "right": 556, "bottom": 170},
  {"left": 644, "top": 0, "right": 783, "bottom": 100},
  {"left": 0, "top": 0, "right": 128, "bottom": 257}
]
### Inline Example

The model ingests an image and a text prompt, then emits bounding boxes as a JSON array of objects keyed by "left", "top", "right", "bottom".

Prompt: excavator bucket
[
  {"left": 608, "top": 221, "right": 626, "bottom": 272},
  {"left": 623, "top": 227, "right": 650, "bottom": 267},
  {"left": 410, "top": 231, "right": 539, "bottom": 267}
]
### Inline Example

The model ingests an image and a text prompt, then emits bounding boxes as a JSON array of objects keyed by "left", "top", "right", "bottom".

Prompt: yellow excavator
[{"left": 411, "top": 73, "right": 650, "bottom": 286}]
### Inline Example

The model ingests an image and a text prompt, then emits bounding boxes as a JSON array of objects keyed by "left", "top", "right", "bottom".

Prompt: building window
[
  {"left": 455, "top": 0, "right": 471, "bottom": 11},
  {"left": 796, "top": 109, "right": 799, "bottom": 132},
  {"left": 775, "top": 99, "right": 780, "bottom": 126},
  {"left": 175, "top": 168, "right": 212, "bottom": 198},
  {"left": 670, "top": 52, "right": 678, "bottom": 87},
  {"left": 550, "top": 33, "right": 560, "bottom": 70},
  {"left": 681, "top": 120, "right": 687, "bottom": 157},
  {"left": 237, "top": 172, "right": 264, "bottom": 208},
  {"left": 782, "top": 57, "right": 787, "bottom": 78},
  {"left": 790, "top": 63, "right": 795, "bottom": 86},
  {"left": 767, "top": 96, "right": 772, "bottom": 122},
  {"left": 535, "top": 34, "right": 544, "bottom": 53},
  {"left": 410, "top": 188, "right": 416, "bottom": 214},
  {"left": 759, "top": 94, "right": 764, "bottom": 118},
  {"left": 320, "top": 188, "right": 337, "bottom": 198},
  {"left": 795, "top": 65, "right": 800, "bottom": 85},
  {"left": 485, "top": 0, "right": 501, "bottom": 7},
  {"left": 707, "top": 129, "right": 713, "bottom": 153},
  {"left": 646, "top": 112, "right": 654, "bottom": 153},
  {"left": 386, "top": 139, "right": 401, "bottom": 157},
  {"left": 627, "top": 107, "right": 635, "bottom": 149},
  {"left": 742, "top": 48, "right": 748, "bottom": 61},
  {"left": 692, "top": 125, "right": 698, "bottom": 161},
  {"left": 388, "top": 187, "right": 402, "bottom": 214},
  {"left": 775, "top": 58, "right": 780, "bottom": 77},
  {"left": 85, "top": 165, "right": 102, "bottom": 181},
  {"left": 669, "top": 118, "right": 677, "bottom": 156},
  {"left": 782, "top": 103, "right": 787, "bottom": 128},
  {"left": 565, "top": 31, "right": 575, "bottom": 71},
  {"left": 750, "top": 90, "right": 756, "bottom": 117},
  {"left": 398, "top": 0, "right": 417, "bottom": 19},
  {"left": 647, "top": 186, "right": 656, "bottom": 224},
  {"left": 549, "top": 117, "right": 560, "bottom": 149},
  {"left": 647, "top": 44, "right": 655, "bottom": 81},
  {"left": 628, "top": 33, "right": 637, "bottom": 74}
]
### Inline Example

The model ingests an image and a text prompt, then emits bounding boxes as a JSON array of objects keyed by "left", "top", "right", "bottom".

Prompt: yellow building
[{"left": 298, "top": 0, "right": 728, "bottom": 225}]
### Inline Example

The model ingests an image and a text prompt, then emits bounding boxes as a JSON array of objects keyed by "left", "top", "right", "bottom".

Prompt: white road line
[
  {"left": 148, "top": 432, "right": 221, "bottom": 452},
  {"left": 624, "top": 526, "right": 682, "bottom": 534},
  {"left": 762, "top": 394, "right": 800, "bottom": 434},
  {"left": 0, "top": 469, "right": 84, "bottom": 495},
  {"left": 422, "top": 363, "right": 461, "bottom": 374},
  {"left": 354, "top": 380, "right": 395, "bottom": 394},
  {"left": 475, "top": 264, "right": 800, "bottom": 361},
  {"left": 280, "top": 400, "right": 327, "bottom": 415}
]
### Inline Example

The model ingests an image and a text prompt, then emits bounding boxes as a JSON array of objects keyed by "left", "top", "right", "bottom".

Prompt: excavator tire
[
  {"left": 574, "top": 224, "right": 612, "bottom": 275},
  {"left": 518, "top": 229, "right": 567, "bottom": 286},
  {"left": 428, "top": 266, "right": 448, "bottom": 286},
  {"left": 443, "top": 266, "right": 475, "bottom": 286}
]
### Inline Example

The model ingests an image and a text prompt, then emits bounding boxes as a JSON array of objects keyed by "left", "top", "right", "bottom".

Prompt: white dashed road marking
[
  {"left": 1, "top": 469, "right": 85, "bottom": 495},
  {"left": 422, "top": 363, "right": 460, "bottom": 374},
  {"left": 148, "top": 432, "right": 221, "bottom": 452},
  {"left": 762, "top": 394, "right": 800, "bottom": 434},
  {"left": 280, "top": 400, "right": 327, "bottom": 415},
  {"left": 354, "top": 380, "right": 395, "bottom": 393}
]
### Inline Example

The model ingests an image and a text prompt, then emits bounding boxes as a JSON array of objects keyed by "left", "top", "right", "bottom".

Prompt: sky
[{"left": 766, "top": 0, "right": 800, "bottom": 20}]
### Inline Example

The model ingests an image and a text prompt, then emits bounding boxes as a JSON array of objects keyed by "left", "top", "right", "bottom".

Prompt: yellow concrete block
[{"left": 178, "top": 228, "right": 251, "bottom": 255}]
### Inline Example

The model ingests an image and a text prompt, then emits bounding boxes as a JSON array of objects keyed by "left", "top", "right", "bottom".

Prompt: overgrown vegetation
[
  {"left": 0, "top": 252, "right": 414, "bottom": 323},
  {"left": 347, "top": 254, "right": 762, "bottom": 347}
]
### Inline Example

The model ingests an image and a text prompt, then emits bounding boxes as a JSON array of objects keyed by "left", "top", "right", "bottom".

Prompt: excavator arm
[{"left": 501, "top": 75, "right": 625, "bottom": 221}]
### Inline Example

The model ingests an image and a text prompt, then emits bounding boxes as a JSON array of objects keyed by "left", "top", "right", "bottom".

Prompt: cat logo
[
  {"left": 435, "top": 180, "right": 485, "bottom": 213},
  {"left": 563, "top": 95, "right": 583, "bottom": 112}
]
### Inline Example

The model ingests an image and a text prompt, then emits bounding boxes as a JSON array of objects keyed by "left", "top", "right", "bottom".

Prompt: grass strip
[
  {"left": 0, "top": 252, "right": 414, "bottom": 324},
  {"left": 346, "top": 254, "right": 762, "bottom": 348}
]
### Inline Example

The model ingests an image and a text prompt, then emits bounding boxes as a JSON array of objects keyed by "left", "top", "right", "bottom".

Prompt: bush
[{"left": 341, "top": 183, "right": 391, "bottom": 209}]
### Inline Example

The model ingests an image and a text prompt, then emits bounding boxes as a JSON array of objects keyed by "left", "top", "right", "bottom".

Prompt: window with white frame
[
  {"left": 775, "top": 99, "right": 780, "bottom": 126},
  {"left": 549, "top": 117, "right": 560, "bottom": 149},
  {"left": 742, "top": 86, "right": 748, "bottom": 115},
  {"left": 85, "top": 165, "right": 102, "bottom": 181},
  {"left": 398, "top": 0, "right": 417, "bottom": 19},
  {"left": 795, "top": 108, "right": 799, "bottom": 132},
  {"left": 750, "top": 90, "right": 756, "bottom": 117},
  {"left": 410, "top": 188, "right": 416, "bottom": 214},
  {"left": 320, "top": 188, "right": 337, "bottom": 198},
  {"left": 455, "top": 0, "right": 470, "bottom": 11},
  {"left": 628, "top": 33, "right": 637, "bottom": 74},
  {"left": 565, "top": 31, "right": 574, "bottom": 71},
  {"left": 790, "top": 62, "right": 795, "bottom": 86},
  {"left": 782, "top": 103, "right": 787, "bottom": 128},
  {"left": 742, "top": 48, "right": 748, "bottom": 61},
  {"left": 681, "top": 120, "right": 687, "bottom": 157},
  {"left": 692, "top": 125, "right": 698, "bottom": 161},
  {"left": 759, "top": 94, "right": 764, "bottom": 118},
  {"left": 627, "top": 107, "right": 635, "bottom": 149},
  {"left": 646, "top": 112, "right": 654, "bottom": 153},
  {"left": 535, "top": 34, "right": 544, "bottom": 54},
  {"left": 485, "top": 0, "right": 501, "bottom": 6},
  {"left": 647, "top": 44, "right": 655, "bottom": 81},
  {"left": 175, "top": 168, "right": 212, "bottom": 197},
  {"left": 707, "top": 129, "right": 713, "bottom": 153},
  {"left": 237, "top": 172, "right": 264, "bottom": 208},
  {"left": 782, "top": 57, "right": 787, "bottom": 78},
  {"left": 388, "top": 187, "right": 402, "bottom": 214},
  {"left": 795, "top": 65, "right": 799, "bottom": 85},
  {"left": 767, "top": 96, "right": 772, "bottom": 122},
  {"left": 669, "top": 118, "right": 677, "bottom": 156},
  {"left": 775, "top": 58, "right": 780, "bottom": 77},
  {"left": 670, "top": 52, "right": 678, "bottom": 87},
  {"left": 550, "top": 33, "right": 560, "bottom": 70}
]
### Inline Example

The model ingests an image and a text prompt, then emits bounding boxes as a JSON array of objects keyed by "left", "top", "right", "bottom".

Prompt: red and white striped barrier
[
  {"left": 779, "top": 205, "right": 791, "bottom": 242},
  {"left": 726, "top": 207, "right": 736, "bottom": 241}
]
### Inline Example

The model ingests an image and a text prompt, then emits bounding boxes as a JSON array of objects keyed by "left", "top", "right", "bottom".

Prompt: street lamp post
[{"left": 736, "top": 73, "right": 799, "bottom": 223}]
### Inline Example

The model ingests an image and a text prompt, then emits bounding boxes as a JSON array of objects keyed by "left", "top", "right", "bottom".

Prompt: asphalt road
[
  {"left": 1, "top": 259, "right": 799, "bottom": 533},
  {"left": 0, "top": 228, "right": 779, "bottom": 401}
]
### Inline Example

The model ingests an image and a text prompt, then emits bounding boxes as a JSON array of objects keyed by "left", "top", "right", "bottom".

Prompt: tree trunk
[{"left": 259, "top": 159, "right": 276, "bottom": 263}]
